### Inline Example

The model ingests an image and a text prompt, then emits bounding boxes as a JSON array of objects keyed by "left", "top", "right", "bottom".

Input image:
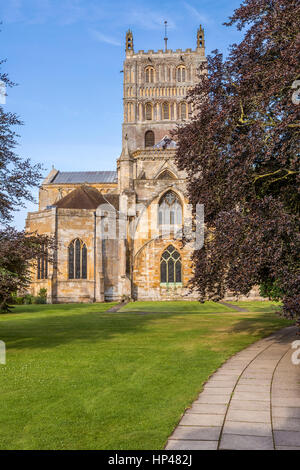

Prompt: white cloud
[
  {"left": 89, "top": 29, "right": 121, "bottom": 46},
  {"left": 58, "top": 0, "right": 88, "bottom": 26},
  {"left": 183, "top": 2, "right": 212, "bottom": 25},
  {"left": 1, "top": 0, "right": 98, "bottom": 25},
  {"left": 0, "top": 0, "right": 177, "bottom": 47},
  {"left": 126, "top": 8, "right": 176, "bottom": 31},
  {"left": 1, "top": 0, "right": 176, "bottom": 32}
]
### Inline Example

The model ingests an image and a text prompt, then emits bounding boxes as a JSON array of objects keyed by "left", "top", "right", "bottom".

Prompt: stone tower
[
  {"left": 116, "top": 26, "right": 207, "bottom": 300},
  {"left": 121, "top": 26, "right": 206, "bottom": 153}
]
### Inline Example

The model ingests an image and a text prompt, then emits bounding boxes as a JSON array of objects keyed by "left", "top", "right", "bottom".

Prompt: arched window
[
  {"left": 180, "top": 102, "right": 187, "bottom": 120},
  {"left": 163, "top": 102, "right": 170, "bottom": 120},
  {"left": 160, "top": 245, "right": 182, "bottom": 284},
  {"left": 145, "top": 66, "right": 155, "bottom": 83},
  {"left": 158, "top": 191, "right": 182, "bottom": 226},
  {"left": 145, "top": 103, "right": 153, "bottom": 120},
  {"left": 68, "top": 239, "right": 87, "bottom": 279},
  {"left": 177, "top": 65, "right": 186, "bottom": 82},
  {"left": 37, "top": 246, "right": 48, "bottom": 280},
  {"left": 145, "top": 130, "right": 155, "bottom": 147}
]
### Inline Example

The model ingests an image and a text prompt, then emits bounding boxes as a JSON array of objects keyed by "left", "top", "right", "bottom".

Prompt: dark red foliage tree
[
  {"left": 175, "top": 0, "right": 300, "bottom": 325},
  {"left": 0, "top": 228, "right": 53, "bottom": 311}
]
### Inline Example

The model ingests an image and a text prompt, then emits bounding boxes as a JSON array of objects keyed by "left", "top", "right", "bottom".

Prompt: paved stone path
[
  {"left": 165, "top": 326, "right": 300, "bottom": 450},
  {"left": 218, "top": 301, "right": 249, "bottom": 312},
  {"left": 106, "top": 300, "right": 129, "bottom": 312}
]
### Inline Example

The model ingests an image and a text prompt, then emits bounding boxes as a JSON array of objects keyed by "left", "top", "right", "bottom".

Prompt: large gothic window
[
  {"left": 145, "top": 130, "right": 155, "bottom": 147},
  {"left": 158, "top": 191, "right": 182, "bottom": 226},
  {"left": 68, "top": 239, "right": 87, "bottom": 279},
  {"left": 160, "top": 245, "right": 182, "bottom": 284}
]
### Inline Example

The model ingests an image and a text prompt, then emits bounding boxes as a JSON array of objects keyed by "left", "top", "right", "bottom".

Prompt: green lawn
[
  {"left": 0, "top": 301, "right": 292, "bottom": 450},
  {"left": 229, "top": 300, "right": 283, "bottom": 312}
]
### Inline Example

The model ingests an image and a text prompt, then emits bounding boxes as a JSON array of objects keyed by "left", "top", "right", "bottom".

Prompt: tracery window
[
  {"left": 158, "top": 191, "right": 182, "bottom": 226},
  {"left": 160, "top": 245, "right": 182, "bottom": 284},
  {"left": 68, "top": 239, "right": 87, "bottom": 279}
]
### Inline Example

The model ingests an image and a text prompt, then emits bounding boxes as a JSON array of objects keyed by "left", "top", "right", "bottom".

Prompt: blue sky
[{"left": 1, "top": 0, "right": 244, "bottom": 229}]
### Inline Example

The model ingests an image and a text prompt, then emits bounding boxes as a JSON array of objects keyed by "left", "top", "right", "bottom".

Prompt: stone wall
[
  {"left": 26, "top": 206, "right": 122, "bottom": 303},
  {"left": 133, "top": 237, "right": 196, "bottom": 301}
]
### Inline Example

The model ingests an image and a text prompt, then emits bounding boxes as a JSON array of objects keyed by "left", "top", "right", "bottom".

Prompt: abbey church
[{"left": 26, "top": 27, "right": 207, "bottom": 303}]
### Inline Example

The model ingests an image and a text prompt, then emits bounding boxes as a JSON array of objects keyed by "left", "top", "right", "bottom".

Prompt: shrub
[
  {"left": 33, "top": 288, "right": 47, "bottom": 304},
  {"left": 10, "top": 293, "right": 24, "bottom": 305},
  {"left": 260, "top": 280, "right": 284, "bottom": 302},
  {"left": 24, "top": 294, "right": 35, "bottom": 304}
]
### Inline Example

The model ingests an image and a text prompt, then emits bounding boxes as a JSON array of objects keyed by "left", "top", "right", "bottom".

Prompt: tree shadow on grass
[
  {"left": 0, "top": 307, "right": 203, "bottom": 351},
  {"left": 0, "top": 305, "right": 292, "bottom": 352},
  {"left": 228, "top": 314, "right": 293, "bottom": 339},
  {"left": 2, "top": 303, "right": 116, "bottom": 315}
]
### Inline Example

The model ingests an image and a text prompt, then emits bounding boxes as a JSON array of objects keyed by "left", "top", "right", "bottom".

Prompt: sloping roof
[
  {"left": 55, "top": 186, "right": 119, "bottom": 210},
  {"left": 51, "top": 171, "right": 117, "bottom": 184},
  {"left": 103, "top": 194, "right": 119, "bottom": 211}
]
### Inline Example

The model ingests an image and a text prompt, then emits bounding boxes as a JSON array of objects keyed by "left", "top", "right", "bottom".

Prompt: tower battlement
[
  {"left": 122, "top": 26, "right": 206, "bottom": 152},
  {"left": 125, "top": 25, "right": 205, "bottom": 57},
  {"left": 126, "top": 47, "right": 204, "bottom": 57}
]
